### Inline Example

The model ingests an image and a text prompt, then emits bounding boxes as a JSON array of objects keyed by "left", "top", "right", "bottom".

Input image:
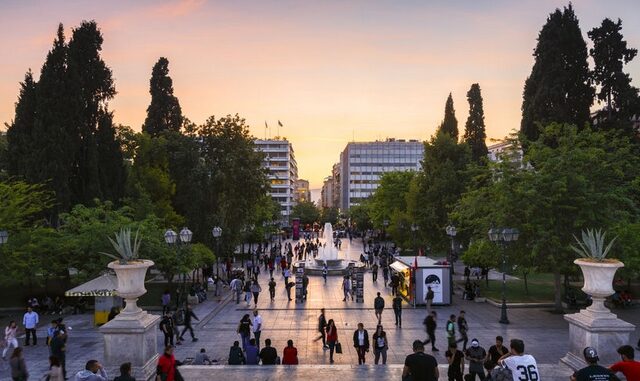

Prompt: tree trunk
[
  {"left": 523, "top": 272, "right": 529, "bottom": 295},
  {"left": 553, "top": 271, "right": 563, "bottom": 312}
]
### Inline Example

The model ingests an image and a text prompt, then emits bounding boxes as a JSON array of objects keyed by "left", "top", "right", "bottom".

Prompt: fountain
[{"left": 295, "top": 223, "right": 355, "bottom": 275}]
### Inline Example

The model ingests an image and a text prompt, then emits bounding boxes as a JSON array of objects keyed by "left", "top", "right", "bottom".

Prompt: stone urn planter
[
  {"left": 574, "top": 258, "right": 623, "bottom": 315},
  {"left": 108, "top": 259, "right": 154, "bottom": 317}
]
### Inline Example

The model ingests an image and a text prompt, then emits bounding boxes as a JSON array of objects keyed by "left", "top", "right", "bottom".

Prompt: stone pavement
[{"left": 1, "top": 237, "right": 637, "bottom": 380}]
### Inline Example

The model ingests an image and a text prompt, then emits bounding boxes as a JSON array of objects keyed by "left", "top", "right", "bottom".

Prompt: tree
[
  {"left": 368, "top": 171, "right": 415, "bottom": 228},
  {"left": 96, "top": 110, "right": 126, "bottom": 202},
  {"left": 142, "top": 57, "right": 183, "bottom": 136},
  {"left": 320, "top": 207, "right": 339, "bottom": 225},
  {"left": 463, "top": 84, "right": 488, "bottom": 164},
  {"left": 6, "top": 70, "right": 37, "bottom": 179},
  {"left": 349, "top": 201, "right": 372, "bottom": 233},
  {"left": 588, "top": 18, "right": 638, "bottom": 131},
  {"left": 437, "top": 93, "right": 458, "bottom": 140},
  {"left": 292, "top": 201, "right": 320, "bottom": 226},
  {"left": 0, "top": 181, "right": 54, "bottom": 231},
  {"left": 520, "top": 4, "right": 593, "bottom": 143}
]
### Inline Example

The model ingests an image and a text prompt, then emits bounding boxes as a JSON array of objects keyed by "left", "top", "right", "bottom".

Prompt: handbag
[{"left": 335, "top": 341, "right": 343, "bottom": 354}]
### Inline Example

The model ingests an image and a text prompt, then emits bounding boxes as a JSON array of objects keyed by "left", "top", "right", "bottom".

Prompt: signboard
[
  {"left": 355, "top": 267, "right": 364, "bottom": 303},
  {"left": 295, "top": 263, "right": 305, "bottom": 303},
  {"left": 292, "top": 218, "right": 301, "bottom": 240},
  {"left": 422, "top": 268, "right": 444, "bottom": 304}
]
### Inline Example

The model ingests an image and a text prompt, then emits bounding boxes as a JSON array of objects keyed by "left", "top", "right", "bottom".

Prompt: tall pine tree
[
  {"left": 96, "top": 110, "right": 126, "bottom": 202},
  {"left": 7, "top": 70, "right": 37, "bottom": 178},
  {"left": 463, "top": 83, "right": 488, "bottom": 163},
  {"left": 142, "top": 57, "right": 183, "bottom": 136},
  {"left": 437, "top": 93, "right": 458, "bottom": 140},
  {"left": 588, "top": 18, "right": 638, "bottom": 131},
  {"left": 520, "top": 4, "right": 593, "bottom": 142}
]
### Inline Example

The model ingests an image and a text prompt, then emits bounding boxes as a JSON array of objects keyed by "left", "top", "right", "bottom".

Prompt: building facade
[
  {"left": 254, "top": 139, "right": 298, "bottom": 227},
  {"left": 294, "top": 179, "right": 311, "bottom": 203},
  {"left": 321, "top": 176, "right": 334, "bottom": 209},
  {"left": 339, "top": 139, "right": 424, "bottom": 210}
]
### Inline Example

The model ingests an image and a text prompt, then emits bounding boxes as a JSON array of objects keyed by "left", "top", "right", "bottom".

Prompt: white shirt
[
  {"left": 502, "top": 354, "right": 539, "bottom": 381},
  {"left": 358, "top": 330, "right": 365, "bottom": 346},
  {"left": 252, "top": 314, "right": 262, "bottom": 332},
  {"left": 23, "top": 311, "right": 39, "bottom": 329}
]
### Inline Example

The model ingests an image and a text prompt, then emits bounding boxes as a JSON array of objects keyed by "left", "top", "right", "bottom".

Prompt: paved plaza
[{"left": 0, "top": 238, "right": 638, "bottom": 380}]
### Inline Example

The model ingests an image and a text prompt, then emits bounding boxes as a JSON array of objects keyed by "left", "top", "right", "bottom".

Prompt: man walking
[
  {"left": 313, "top": 308, "right": 329, "bottom": 349},
  {"left": 446, "top": 343, "right": 465, "bottom": 381},
  {"left": 268, "top": 277, "right": 276, "bottom": 302},
  {"left": 374, "top": 292, "right": 385, "bottom": 323},
  {"left": 403, "top": 340, "right": 439, "bottom": 381},
  {"left": 456, "top": 310, "right": 469, "bottom": 351},
  {"left": 252, "top": 309, "right": 263, "bottom": 350},
  {"left": 159, "top": 312, "right": 175, "bottom": 346},
  {"left": 382, "top": 265, "right": 389, "bottom": 287},
  {"left": 352, "top": 323, "right": 370, "bottom": 365},
  {"left": 390, "top": 273, "right": 399, "bottom": 296},
  {"left": 342, "top": 276, "right": 352, "bottom": 301},
  {"left": 392, "top": 294, "right": 403, "bottom": 328},
  {"left": 372, "top": 262, "right": 379, "bottom": 283},
  {"left": 446, "top": 314, "right": 456, "bottom": 348},
  {"left": 423, "top": 311, "right": 439, "bottom": 351},
  {"left": 230, "top": 277, "right": 243, "bottom": 304},
  {"left": 425, "top": 286, "right": 434, "bottom": 313},
  {"left": 179, "top": 304, "right": 199, "bottom": 342},
  {"left": 23, "top": 306, "right": 39, "bottom": 346}
]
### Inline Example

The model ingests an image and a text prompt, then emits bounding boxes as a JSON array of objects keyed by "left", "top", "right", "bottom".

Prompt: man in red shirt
[{"left": 610, "top": 345, "right": 640, "bottom": 381}]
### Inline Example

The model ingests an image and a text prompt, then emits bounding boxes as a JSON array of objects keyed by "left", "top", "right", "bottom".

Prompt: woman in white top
[
  {"left": 373, "top": 325, "right": 389, "bottom": 365},
  {"left": 3, "top": 321, "right": 19, "bottom": 359}
]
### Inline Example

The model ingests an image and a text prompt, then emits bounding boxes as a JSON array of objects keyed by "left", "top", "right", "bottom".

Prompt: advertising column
[
  {"left": 355, "top": 267, "right": 364, "bottom": 303},
  {"left": 295, "top": 262, "right": 305, "bottom": 303}
]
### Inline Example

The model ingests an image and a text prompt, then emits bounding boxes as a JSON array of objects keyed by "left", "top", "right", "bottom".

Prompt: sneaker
[
  {"left": 432, "top": 348, "right": 439, "bottom": 352},
  {"left": 323, "top": 345, "right": 329, "bottom": 350},
  {"left": 330, "top": 359, "right": 335, "bottom": 364}
]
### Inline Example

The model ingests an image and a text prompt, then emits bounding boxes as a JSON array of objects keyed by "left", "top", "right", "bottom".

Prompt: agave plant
[
  {"left": 570, "top": 229, "right": 617, "bottom": 262},
  {"left": 100, "top": 228, "right": 142, "bottom": 265}
]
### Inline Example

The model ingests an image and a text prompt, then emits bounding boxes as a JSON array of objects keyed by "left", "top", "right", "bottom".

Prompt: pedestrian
[
  {"left": 390, "top": 273, "right": 399, "bottom": 296},
  {"left": 302, "top": 274, "right": 309, "bottom": 300},
  {"left": 47, "top": 320, "right": 57, "bottom": 348},
  {"left": 9, "top": 347, "right": 28, "bottom": 381},
  {"left": 42, "top": 355, "right": 64, "bottom": 381},
  {"left": 322, "top": 264, "right": 328, "bottom": 284},
  {"left": 402, "top": 340, "right": 439, "bottom": 381},
  {"left": 252, "top": 309, "right": 263, "bottom": 349},
  {"left": 609, "top": 345, "right": 640, "bottom": 381},
  {"left": 372, "top": 263, "right": 379, "bottom": 283},
  {"left": 486, "top": 336, "right": 509, "bottom": 371},
  {"left": 160, "top": 312, "right": 175, "bottom": 347},
  {"left": 282, "top": 340, "right": 299, "bottom": 365},
  {"left": 157, "top": 345, "right": 182, "bottom": 381},
  {"left": 457, "top": 310, "right": 469, "bottom": 351},
  {"left": 283, "top": 268, "right": 291, "bottom": 285},
  {"left": 243, "top": 279, "right": 253, "bottom": 306},
  {"left": 326, "top": 319, "right": 338, "bottom": 364},
  {"left": 465, "top": 338, "right": 487, "bottom": 381},
  {"left": 571, "top": 347, "right": 617, "bottom": 381},
  {"left": 73, "top": 359, "right": 108, "bottom": 381},
  {"left": 178, "top": 304, "right": 199, "bottom": 342},
  {"left": 392, "top": 294, "right": 403, "bottom": 328},
  {"left": 251, "top": 280, "right": 262, "bottom": 306},
  {"left": 445, "top": 343, "right": 465, "bottom": 381},
  {"left": 382, "top": 266, "right": 389, "bottom": 286},
  {"left": 3, "top": 320, "right": 19, "bottom": 360},
  {"left": 23, "top": 306, "right": 39, "bottom": 346},
  {"left": 446, "top": 314, "right": 456, "bottom": 348},
  {"left": 213, "top": 276, "right": 222, "bottom": 297},
  {"left": 374, "top": 292, "right": 385, "bottom": 323},
  {"left": 285, "top": 281, "right": 294, "bottom": 301},
  {"left": 229, "top": 277, "right": 243, "bottom": 304},
  {"left": 259, "top": 339, "right": 278, "bottom": 365},
  {"left": 373, "top": 325, "right": 388, "bottom": 365},
  {"left": 342, "top": 276, "right": 352, "bottom": 301},
  {"left": 268, "top": 278, "right": 276, "bottom": 302},
  {"left": 113, "top": 362, "right": 135, "bottom": 381},
  {"left": 423, "top": 311, "right": 439, "bottom": 351},
  {"left": 161, "top": 290, "right": 171, "bottom": 315},
  {"left": 245, "top": 338, "right": 260, "bottom": 365},
  {"left": 228, "top": 341, "right": 245, "bottom": 365},
  {"left": 426, "top": 286, "right": 434, "bottom": 313},
  {"left": 352, "top": 323, "right": 370, "bottom": 365},
  {"left": 50, "top": 330, "right": 66, "bottom": 380},
  {"left": 499, "top": 339, "right": 539, "bottom": 381},
  {"left": 313, "top": 308, "right": 329, "bottom": 349}
]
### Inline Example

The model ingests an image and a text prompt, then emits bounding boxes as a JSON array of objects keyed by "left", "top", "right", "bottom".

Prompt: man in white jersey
[{"left": 499, "top": 339, "right": 540, "bottom": 381}]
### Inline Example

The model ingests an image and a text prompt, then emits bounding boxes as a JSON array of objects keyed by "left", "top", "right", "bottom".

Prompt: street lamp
[
  {"left": 383, "top": 219, "right": 389, "bottom": 248},
  {"left": 488, "top": 227, "right": 519, "bottom": 324},
  {"left": 411, "top": 224, "right": 419, "bottom": 254},
  {"left": 165, "top": 227, "right": 192, "bottom": 308},
  {"left": 212, "top": 226, "right": 222, "bottom": 278},
  {"left": 445, "top": 225, "right": 457, "bottom": 272}
]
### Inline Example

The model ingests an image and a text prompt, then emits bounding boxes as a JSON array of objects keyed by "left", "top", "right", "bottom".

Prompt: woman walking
[
  {"left": 251, "top": 280, "right": 262, "bottom": 306},
  {"left": 326, "top": 319, "right": 338, "bottom": 364},
  {"left": 373, "top": 325, "right": 388, "bottom": 365},
  {"left": 3, "top": 321, "right": 19, "bottom": 360},
  {"left": 237, "top": 314, "right": 252, "bottom": 352},
  {"left": 10, "top": 347, "right": 29, "bottom": 381}
]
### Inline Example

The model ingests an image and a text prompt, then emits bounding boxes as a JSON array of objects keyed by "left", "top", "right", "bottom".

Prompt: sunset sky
[{"left": 1, "top": 0, "right": 639, "bottom": 190}]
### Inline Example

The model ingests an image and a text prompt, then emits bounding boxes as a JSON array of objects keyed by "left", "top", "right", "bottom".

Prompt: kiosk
[
  {"left": 65, "top": 274, "right": 123, "bottom": 325},
  {"left": 389, "top": 256, "right": 452, "bottom": 306}
]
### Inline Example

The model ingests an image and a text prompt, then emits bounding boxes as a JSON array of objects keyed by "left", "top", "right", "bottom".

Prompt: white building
[
  {"left": 487, "top": 141, "right": 524, "bottom": 164},
  {"left": 339, "top": 139, "right": 424, "bottom": 210},
  {"left": 254, "top": 139, "right": 298, "bottom": 227}
]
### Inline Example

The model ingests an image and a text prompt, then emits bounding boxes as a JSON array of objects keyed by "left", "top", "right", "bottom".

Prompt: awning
[
  {"left": 390, "top": 261, "right": 410, "bottom": 273},
  {"left": 65, "top": 274, "right": 118, "bottom": 297}
]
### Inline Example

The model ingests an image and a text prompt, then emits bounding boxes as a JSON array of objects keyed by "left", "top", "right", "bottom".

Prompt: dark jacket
[
  {"left": 352, "top": 329, "right": 370, "bottom": 349},
  {"left": 424, "top": 315, "right": 437, "bottom": 333},
  {"left": 318, "top": 314, "right": 327, "bottom": 332},
  {"left": 184, "top": 309, "right": 198, "bottom": 325},
  {"left": 10, "top": 356, "right": 29, "bottom": 379},
  {"left": 392, "top": 296, "right": 402, "bottom": 311},
  {"left": 228, "top": 346, "right": 245, "bottom": 365},
  {"left": 374, "top": 296, "right": 385, "bottom": 310}
]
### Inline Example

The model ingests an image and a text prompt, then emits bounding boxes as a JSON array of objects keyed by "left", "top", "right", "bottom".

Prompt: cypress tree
[
  {"left": 463, "top": 83, "right": 488, "bottom": 163},
  {"left": 142, "top": 57, "right": 183, "bottom": 136},
  {"left": 437, "top": 93, "right": 458, "bottom": 140},
  {"left": 588, "top": 18, "right": 638, "bottom": 130},
  {"left": 96, "top": 110, "right": 126, "bottom": 202},
  {"left": 520, "top": 4, "right": 593, "bottom": 142},
  {"left": 7, "top": 70, "right": 37, "bottom": 178}
]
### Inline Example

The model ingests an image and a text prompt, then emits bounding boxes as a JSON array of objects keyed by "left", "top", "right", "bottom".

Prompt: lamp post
[
  {"left": 383, "top": 219, "right": 389, "bottom": 248},
  {"left": 165, "top": 227, "right": 192, "bottom": 308},
  {"left": 411, "top": 224, "right": 419, "bottom": 255},
  {"left": 212, "top": 226, "right": 222, "bottom": 278},
  {"left": 488, "top": 227, "right": 519, "bottom": 324},
  {"left": 445, "top": 225, "right": 457, "bottom": 274}
]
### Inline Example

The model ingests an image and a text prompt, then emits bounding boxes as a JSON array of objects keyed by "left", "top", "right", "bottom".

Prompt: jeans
[
  {"left": 245, "top": 292, "right": 252, "bottom": 304},
  {"left": 328, "top": 341, "right": 336, "bottom": 361},
  {"left": 448, "top": 369, "right": 464, "bottom": 381},
  {"left": 394, "top": 309, "right": 402, "bottom": 326},
  {"left": 269, "top": 289, "right": 275, "bottom": 301},
  {"left": 356, "top": 346, "right": 367, "bottom": 364},
  {"left": 253, "top": 292, "right": 259, "bottom": 305},
  {"left": 163, "top": 331, "right": 174, "bottom": 346},
  {"left": 25, "top": 328, "right": 37, "bottom": 345},
  {"left": 457, "top": 331, "right": 468, "bottom": 350},
  {"left": 240, "top": 333, "right": 250, "bottom": 351},
  {"left": 180, "top": 324, "right": 195, "bottom": 339},
  {"left": 254, "top": 330, "right": 261, "bottom": 349},
  {"left": 468, "top": 370, "right": 486, "bottom": 381},
  {"left": 374, "top": 347, "right": 387, "bottom": 364},
  {"left": 424, "top": 331, "right": 436, "bottom": 349},
  {"left": 235, "top": 290, "right": 242, "bottom": 304}
]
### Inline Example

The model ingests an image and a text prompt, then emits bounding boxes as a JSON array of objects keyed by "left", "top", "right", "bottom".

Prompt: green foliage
[
  {"left": 292, "top": 201, "right": 320, "bottom": 226},
  {"left": 520, "top": 4, "right": 593, "bottom": 143},
  {"left": 320, "top": 207, "right": 339, "bottom": 225},
  {"left": 6, "top": 70, "right": 37, "bottom": 179},
  {"left": 610, "top": 222, "right": 640, "bottom": 278},
  {"left": 437, "top": 93, "right": 458, "bottom": 139},
  {"left": 368, "top": 171, "right": 415, "bottom": 229},
  {"left": 0, "top": 181, "right": 54, "bottom": 230},
  {"left": 349, "top": 201, "right": 372, "bottom": 232},
  {"left": 100, "top": 228, "right": 142, "bottom": 264},
  {"left": 463, "top": 84, "right": 488, "bottom": 164},
  {"left": 462, "top": 239, "right": 498, "bottom": 269},
  {"left": 142, "top": 57, "right": 183, "bottom": 136}
]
